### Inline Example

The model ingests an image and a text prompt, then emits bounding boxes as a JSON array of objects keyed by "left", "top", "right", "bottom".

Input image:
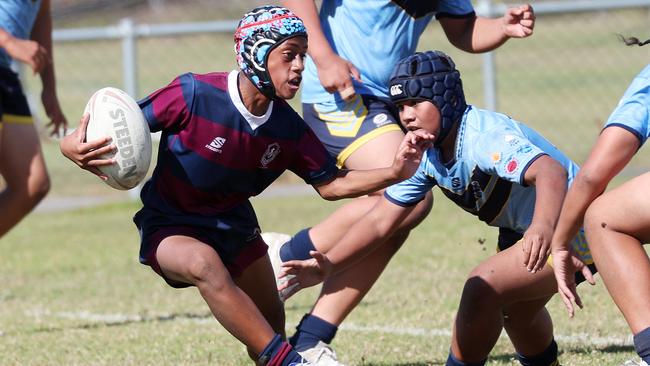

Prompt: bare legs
[
  {"left": 0, "top": 122, "right": 50, "bottom": 238},
  {"left": 451, "top": 243, "right": 559, "bottom": 363},
  {"left": 155, "top": 235, "right": 285, "bottom": 359},
  {"left": 306, "top": 130, "right": 433, "bottom": 327},
  {"left": 585, "top": 172, "right": 650, "bottom": 335}
]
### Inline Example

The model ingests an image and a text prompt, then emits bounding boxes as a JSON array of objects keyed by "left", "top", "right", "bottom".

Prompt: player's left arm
[
  {"left": 439, "top": 4, "right": 535, "bottom": 53},
  {"left": 31, "top": 0, "right": 67, "bottom": 136},
  {"left": 522, "top": 154, "right": 568, "bottom": 273},
  {"left": 313, "top": 129, "right": 433, "bottom": 199}
]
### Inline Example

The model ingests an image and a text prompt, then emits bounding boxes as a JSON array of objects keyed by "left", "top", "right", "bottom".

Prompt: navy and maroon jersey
[{"left": 136, "top": 70, "right": 338, "bottom": 228}]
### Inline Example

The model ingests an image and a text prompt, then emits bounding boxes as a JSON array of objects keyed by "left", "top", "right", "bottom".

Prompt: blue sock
[
  {"left": 516, "top": 339, "right": 559, "bottom": 366},
  {"left": 445, "top": 350, "right": 486, "bottom": 366},
  {"left": 289, "top": 313, "right": 338, "bottom": 351},
  {"left": 634, "top": 327, "right": 650, "bottom": 363},
  {"left": 280, "top": 228, "right": 316, "bottom": 262},
  {"left": 258, "top": 334, "right": 305, "bottom": 366}
]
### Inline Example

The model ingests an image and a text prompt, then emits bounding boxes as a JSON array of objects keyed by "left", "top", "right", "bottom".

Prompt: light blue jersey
[
  {"left": 0, "top": 0, "right": 42, "bottom": 69},
  {"left": 386, "top": 106, "right": 580, "bottom": 234},
  {"left": 301, "top": 0, "right": 474, "bottom": 104},
  {"left": 603, "top": 64, "right": 650, "bottom": 145}
]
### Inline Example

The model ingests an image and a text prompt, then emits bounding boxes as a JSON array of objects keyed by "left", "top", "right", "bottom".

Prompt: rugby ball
[{"left": 84, "top": 87, "right": 152, "bottom": 190}]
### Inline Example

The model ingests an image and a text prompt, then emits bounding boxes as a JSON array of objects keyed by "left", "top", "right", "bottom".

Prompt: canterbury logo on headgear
[{"left": 390, "top": 84, "right": 403, "bottom": 96}]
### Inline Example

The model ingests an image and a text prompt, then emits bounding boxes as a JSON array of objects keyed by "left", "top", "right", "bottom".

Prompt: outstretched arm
[
  {"left": 280, "top": 0, "right": 360, "bottom": 99},
  {"left": 552, "top": 127, "right": 639, "bottom": 317},
  {"left": 313, "top": 129, "right": 433, "bottom": 199},
  {"left": 31, "top": 0, "right": 68, "bottom": 136},
  {"left": 440, "top": 4, "right": 535, "bottom": 53}
]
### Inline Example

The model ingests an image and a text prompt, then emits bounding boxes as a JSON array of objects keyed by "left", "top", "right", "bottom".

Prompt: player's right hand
[
  {"left": 552, "top": 246, "right": 595, "bottom": 318},
  {"left": 4, "top": 36, "right": 49, "bottom": 74},
  {"left": 59, "top": 113, "right": 116, "bottom": 180},
  {"left": 315, "top": 53, "right": 361, "bottom": 101},
  {"left": 278, "top": 250, "right": 332, "bottom": 300}
]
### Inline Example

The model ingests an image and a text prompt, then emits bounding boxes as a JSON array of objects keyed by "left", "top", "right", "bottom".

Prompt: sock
[
  {"left": 634, "top": 327, "right": 650, "bottom": 364},
  {"left": 445, "top": 350, "right": 486, "bottom": 366},
  {"left": 288, "top": 313, "right": 338, "bottom": 351},
  {"left": 516, "top": 339, "right": 559, "bottom": 366},
  {"left": 280, "top": 228, "right": 316, "bottom": 262},
  {"left": 258, "top": 334, "right": 305, "bottom": 366}
]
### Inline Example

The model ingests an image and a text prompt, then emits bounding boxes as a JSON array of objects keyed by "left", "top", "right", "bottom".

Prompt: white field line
[{"left": 25, "top": 309, "right": 634, "bottom": 347}]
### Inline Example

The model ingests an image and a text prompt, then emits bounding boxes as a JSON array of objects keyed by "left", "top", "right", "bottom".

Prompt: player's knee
[
  {"left": 28, "top": 171, "right": 50, "bottom": 204},
  {"left": 462, "top": 268, "right": 504, "bottom": 305},
  {"left": 186, "top": 255, "right": 228, "bottom": 289},
  {"left": 584, "top": 195, "right": 613, "bottom": 237}
]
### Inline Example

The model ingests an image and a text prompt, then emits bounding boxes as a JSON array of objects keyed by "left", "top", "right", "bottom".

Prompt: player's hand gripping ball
[{"left": 84, "top": 87, "right": 152, "bottom": 190}]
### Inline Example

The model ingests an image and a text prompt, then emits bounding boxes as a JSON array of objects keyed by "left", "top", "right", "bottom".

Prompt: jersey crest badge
[{"left": 261, "top": 142, "right": 281, "bottom": 167}]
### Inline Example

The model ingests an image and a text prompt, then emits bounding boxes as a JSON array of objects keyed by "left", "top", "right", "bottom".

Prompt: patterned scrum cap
[
  {"left": 234, "top": 6, "right": 307, "bottom": 98},
  {"left": 388, "top": 50, "right": 467, "bottom": 146}
]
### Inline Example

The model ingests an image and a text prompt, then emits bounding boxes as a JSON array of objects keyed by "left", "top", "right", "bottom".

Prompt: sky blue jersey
[
  {"left": 0, "top": 0, "right": 42, "bottom": 69},
  {"left": 301, "top": 0, "right": 475, "bottom": 104},
  {"left": 603, "top": 64, "right": 650, "bottom": 146},
  {"left": 386, "top": 106, "right": 579, "bottom": 234}
]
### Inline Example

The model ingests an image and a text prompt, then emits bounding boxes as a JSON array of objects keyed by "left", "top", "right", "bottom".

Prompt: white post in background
[
  {"left": 120, "top": 18, "right": 138, "bottom": 99},
  {"left": 119, "top": 18, "right": 142, "bottom": 199},
  {"left": 477, "top": 0, "right": 498, "bottom": 111}
]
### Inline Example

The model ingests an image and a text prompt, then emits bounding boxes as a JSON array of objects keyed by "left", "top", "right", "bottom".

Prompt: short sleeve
[
  {"left": 436, "top": 0, "right": 475, "bottom": 18},
  {"left": 385, "top": 160, "right": 435, "bottom": 207},
  {"left": 290, "top": 127, "right": 339, "bottom": 185},
  {"left": 137, "top": 73, "right": 194, "bottom": 133},
  {"left": 603, "top": 67, "right": 650, "bottom": 146},
  {"left": 474, "top": 127, "right": 546, "bottom": 185}
]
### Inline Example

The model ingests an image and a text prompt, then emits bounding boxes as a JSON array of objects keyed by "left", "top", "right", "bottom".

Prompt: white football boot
[
  {"left": 298, "top": 341, "right": 347, "bottom": 366},
  {"left": 261, "top": 232, "right": 297, "bottom": 301}
]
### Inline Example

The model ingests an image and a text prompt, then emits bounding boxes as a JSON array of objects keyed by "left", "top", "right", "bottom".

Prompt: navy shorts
[
  {"left": 0, "top": 66, "right": 33, "bottom": 124},
  {"left": 497, "top": 227, "right": 597, "bottom": 284},
  {"left": 303, "top": 94, "right": 404, "bottom": 167},
  {"left": 134, "top": 206, "right": 268, "bottom": 288}
]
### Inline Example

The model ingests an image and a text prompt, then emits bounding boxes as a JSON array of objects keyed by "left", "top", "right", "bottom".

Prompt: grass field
[
  {"left": 5, "top": 4, "right": 650, "bottom": 365},
  {"left": 0, "top": 192, "right": 643, "bottom": 366}
]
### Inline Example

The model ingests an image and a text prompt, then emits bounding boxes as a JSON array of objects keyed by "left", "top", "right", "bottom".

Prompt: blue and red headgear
[
  {"left": 388, "top": 51, "right": 467, "bottom": 146},
  {"left": 234, "top": 6, "right": 307, "bottom": 98}
]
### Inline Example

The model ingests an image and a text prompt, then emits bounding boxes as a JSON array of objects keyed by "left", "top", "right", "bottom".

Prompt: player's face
[
  {"left": 398, "top": 100, "right": 441, "bottom": 142},
  {"left": 267, "top": 36, "right": 307, "bottom": 100}
]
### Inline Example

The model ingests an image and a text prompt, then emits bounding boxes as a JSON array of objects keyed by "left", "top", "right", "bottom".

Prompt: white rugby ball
[{"left": 84, "top": 87, "right": 152, "bottom": 190}]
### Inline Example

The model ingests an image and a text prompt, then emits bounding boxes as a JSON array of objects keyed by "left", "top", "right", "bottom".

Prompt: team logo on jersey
[
  {"left": 505, "top": 157, "right": 519, "bottom": 174},
  {"left": 373, "top": 113, "right": 389, "bottom": 127},
  {"left": 390, "top": 84, "right": 403, "bottom": 97},
  {"left": 504, "top": 134, "right": 520, "bottom": 146},
  {"left": 516, "top": 144, "right": 533, "bottom": 155},
  {"left": 452, "top": 177, "right": 461, "bottom": 189},
  {"left": 261, "top": 142, "right": 281, "bottom": 167},
  {"left": 206, "top": 136, "right": 227, "bottom": 153}
]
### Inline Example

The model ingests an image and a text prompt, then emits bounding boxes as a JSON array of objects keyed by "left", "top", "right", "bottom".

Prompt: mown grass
[{"left": 0, "top": 194, "right": 642, "bottom": 365}]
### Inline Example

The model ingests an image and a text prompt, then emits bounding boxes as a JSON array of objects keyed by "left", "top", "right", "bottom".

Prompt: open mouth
[{"left": 288, "top": 76, "right": 302, "bottom": 88}]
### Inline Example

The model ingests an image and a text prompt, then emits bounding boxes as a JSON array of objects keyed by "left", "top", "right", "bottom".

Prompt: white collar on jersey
[{"left": 228, "top": 70, "right": 273, "bottom": 130}]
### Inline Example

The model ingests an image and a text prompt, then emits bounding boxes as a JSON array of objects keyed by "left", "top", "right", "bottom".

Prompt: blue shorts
[
  {"left": 134, "top": 204, "right": 268, "bottom": 288},
  {"left": 302, "top": 94, "right": 403, "bottom": 167},
  {"left": 497, "top": 227, "right": 597, "bottom": 284},
  {"left": 0, "top": 66, "right": 33, "bottom": 125}
]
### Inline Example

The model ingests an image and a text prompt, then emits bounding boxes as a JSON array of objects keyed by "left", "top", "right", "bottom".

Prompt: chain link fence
[{"left": 21, "top": 0, "right": 650, "bottom": 186}]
